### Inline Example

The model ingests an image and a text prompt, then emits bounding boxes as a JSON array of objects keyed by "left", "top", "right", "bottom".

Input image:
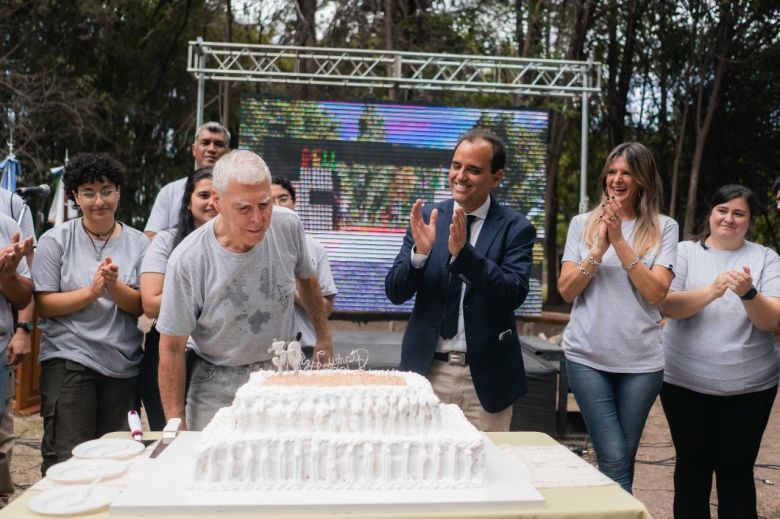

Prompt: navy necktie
[{"left": 440, "top": 214, "right": 477, "bottom": 340}]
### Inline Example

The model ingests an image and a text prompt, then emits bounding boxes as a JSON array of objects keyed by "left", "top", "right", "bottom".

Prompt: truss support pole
[
  {"left": 196, "top": 37, "right": 205, "bottom": 129},
  {"left": 579, "top": 59, "right": 591, "bottom": 214}
]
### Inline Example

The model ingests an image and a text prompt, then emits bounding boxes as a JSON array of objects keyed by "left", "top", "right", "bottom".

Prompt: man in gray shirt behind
[
  {"left": 144, "top": 122, "right": 230, "bottom": 238},
  {"left": 156, "top": 150, "right": 333, "bottom": 430}
]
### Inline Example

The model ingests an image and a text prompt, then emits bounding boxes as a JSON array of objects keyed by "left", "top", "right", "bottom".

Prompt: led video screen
[{"left": 240, "top": 96, "right": 547, "bottom": 315}]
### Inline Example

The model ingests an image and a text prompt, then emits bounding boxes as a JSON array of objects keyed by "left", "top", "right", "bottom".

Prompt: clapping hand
[
  {"left": 90, "top": 257, "right": 117, "bottom": 297},
  {"left": 99, "top": 257, "right": 120, "bottom": 290},
  {"left": 725, "top": 266, "right": 753, "bottom": 298},
  {"left": 711, "top": 267, "right": 752, "bottom": 299},
  {"left": 410, "top": 199, "right": 438, "bottom": 255},
  {"left": 0, "top": 232, "right": 33, "bottom": 278},
  {"left": 710, "top": 272, "right": 731, "bottom": 299},
  {"left": 599, "top": 195, "right": 626, "bottom": 245},
  {"left": 448, "top": 207, "right": 469, "bottom": 257},
  {"left": 588, "top": 196, "right": 610, "bottom": 260}
]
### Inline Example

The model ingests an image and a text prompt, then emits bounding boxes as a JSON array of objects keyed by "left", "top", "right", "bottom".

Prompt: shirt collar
[{"left": 454, "top": 195, "right": 491, "bottom": 221}]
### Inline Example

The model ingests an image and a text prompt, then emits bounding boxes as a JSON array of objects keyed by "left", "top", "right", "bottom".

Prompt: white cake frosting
[{"left": 190, "top": 369, "right": 486, "bottom": 490}]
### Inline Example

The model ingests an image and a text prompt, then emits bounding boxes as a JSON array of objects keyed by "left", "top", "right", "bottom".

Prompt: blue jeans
[{"left": 566, "top": 359, "right": 663, "bottom": 493}]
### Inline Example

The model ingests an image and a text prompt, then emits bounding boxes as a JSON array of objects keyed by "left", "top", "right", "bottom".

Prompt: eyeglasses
[
  {"left": 273, "top": 194, "right": 292, "bottom": 205},
  {"left": 77, "top": 188, "right": 118, "bottom": 201}
]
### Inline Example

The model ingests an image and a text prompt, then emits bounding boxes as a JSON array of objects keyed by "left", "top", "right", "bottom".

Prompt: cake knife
[{"left": 150, "top": 417, "right": 182, "bottom": 459}]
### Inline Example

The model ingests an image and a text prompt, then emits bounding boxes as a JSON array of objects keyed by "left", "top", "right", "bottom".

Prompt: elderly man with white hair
[{"left": 156, "top": 150, "right": 333, "bottom": 431}]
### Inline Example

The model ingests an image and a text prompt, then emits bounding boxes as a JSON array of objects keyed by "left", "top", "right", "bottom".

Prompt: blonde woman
[{"left": 557, "top": 142, "right": 678, "bottom": 493}]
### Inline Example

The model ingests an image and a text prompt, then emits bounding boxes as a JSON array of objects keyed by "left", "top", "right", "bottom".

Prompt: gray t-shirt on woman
[
  {"left": 0, "top": 214, "right": 31, "bottom": 355},
  {"left": 33, "top": 219, "right": 149, "bottom": 378},
  {"left": 663, "top": 240, "right": 780, "bottom": 395},
  {"left": 561, "top": 213, "right": 679, "bottom": 373},
  {"left": 156, "top": 207, "right": 314, "bottom": 366},
  {"left": 140, "top": 229, "right": 176, "bottom": 275}
]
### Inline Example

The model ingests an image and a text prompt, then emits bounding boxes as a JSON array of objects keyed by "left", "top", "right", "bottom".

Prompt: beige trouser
[
  {"left": 0, "top": 371, "right": 14, "bottom": 507},
  {"left": 427, "top": 359, "right": 512, "bottom": 432}
]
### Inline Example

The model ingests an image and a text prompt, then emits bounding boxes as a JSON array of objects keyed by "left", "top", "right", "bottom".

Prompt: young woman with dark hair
[
  {"left": 33, "top": 153, "right": 149, "bottom": 474},
  {"left": 659, "top": 184, "right": 780, "bottom": 518},
  {"left": 139, "top": 167, "right": 216, "bottom": 429}
]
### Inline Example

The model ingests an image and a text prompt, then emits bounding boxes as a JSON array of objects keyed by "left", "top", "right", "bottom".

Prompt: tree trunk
[
  {"left": 605, "top": 0, "right": 643, "bottom": 147},
  {"left": 669, "top": 93, "right": 690, "bottom": 219},
  {"left": 295, "top": 0, "right": 316, "bottom": 97},
  {"left": 682, "top": 37, "right": 728, "bottom": 237},
  {"left": 543, "top": 0, "right": 596, "bottom": 306},
  {"left": 683, "top": 59, "right": 726, "bottom": 237},
  {"left": 544, "top": 111, "right": 571, "bottom": 306}
]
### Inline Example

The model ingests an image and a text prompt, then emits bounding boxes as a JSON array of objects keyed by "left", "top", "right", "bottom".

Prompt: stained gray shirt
[
  {"left": 663, "top": 240, "right": 780, "bottom": 395},
  {"left": 561, "top": 214, "right": 679, "bottom": 373},
  {"left": 156, "top": 207, "right": 314, "bottom": 366},
  {"left": 0, "top": 188, "right": 36, "bottom": 244},
  {"left": 33, "top": 219, "right": 149, "bottom": 377},
  {"left": 0, "top": 214, "right": 31, "bottom": 353},
  {"left": 294, "top": 235, "right": 337, "bottom": 346},
  {"left": 144, "top": 177, "right": 186, "bottom": 234}
]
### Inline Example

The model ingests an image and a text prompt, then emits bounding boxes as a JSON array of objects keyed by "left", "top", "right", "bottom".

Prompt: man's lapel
[{"left": 474, "top": 198, "right": 502, "bottom": 257}]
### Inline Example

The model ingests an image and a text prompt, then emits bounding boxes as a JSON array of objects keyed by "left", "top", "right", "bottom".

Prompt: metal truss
[
  {"left": 188, "top": 38, "right": 600, "bottom": 213},
  {"left": 187, "top": 40, "right": 600, "bottom": 98}
]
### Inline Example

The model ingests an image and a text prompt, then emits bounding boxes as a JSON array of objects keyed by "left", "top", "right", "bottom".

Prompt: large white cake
[{"left": 190, "top": 369, "right": 486, "bottom": 490}]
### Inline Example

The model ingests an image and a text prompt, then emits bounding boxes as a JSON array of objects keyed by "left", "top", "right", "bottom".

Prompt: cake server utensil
[
  {"left": 149, "top": 418, "right": 181, "bottom": 459},
  {"left": 127, "top": 410, "right": 142, "bottom": 441}
]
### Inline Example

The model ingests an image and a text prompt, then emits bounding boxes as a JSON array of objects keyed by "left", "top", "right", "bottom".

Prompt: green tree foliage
[
  {"left": 0, "top": 0, "right": 263, "bottom": 229},
  {"left": 3, "top": 0, "right": 779, "bottom": 305}
]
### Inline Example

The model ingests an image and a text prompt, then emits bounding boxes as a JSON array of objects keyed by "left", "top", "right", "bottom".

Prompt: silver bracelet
[
  {"left": 623, "top": 256, "right": 641, "bottom": 271},
  {"left": 586, "top": 250, "right": 602, "bottom": 267},
  {"left": 578, "top": 261, "right": 596, "bottom": 278}
]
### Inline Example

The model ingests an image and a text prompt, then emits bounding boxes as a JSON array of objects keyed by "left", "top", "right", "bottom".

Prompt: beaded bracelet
[
  {"left": 623, "top": 256, "right": 641, "bottom": 271},
  {"left": 586, "top": 251, "right": 602, "bottom": 267},
  {"left": 578, "top": 260, "right": 596, "bottom": 278}
]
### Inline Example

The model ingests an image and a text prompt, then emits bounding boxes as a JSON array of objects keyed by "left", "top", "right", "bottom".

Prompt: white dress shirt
[{"left": 410, "top": 196, "right": 491, "bottom": 353}]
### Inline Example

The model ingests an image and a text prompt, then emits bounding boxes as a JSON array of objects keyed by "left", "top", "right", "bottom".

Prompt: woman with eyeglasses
[
  {"left": 32, "top": 153, "right": 149, "bottom": 475},
  {"left": 139, "top": 167, "right": 217, "bottom": 429}
]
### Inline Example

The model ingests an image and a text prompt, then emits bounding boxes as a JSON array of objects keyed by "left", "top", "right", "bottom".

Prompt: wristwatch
[
  {"left": 14, "top": 322, "right": 34, "bottom": 332},
  {"left": 740, "top": 286, "right": 758, "bottom": 301}
]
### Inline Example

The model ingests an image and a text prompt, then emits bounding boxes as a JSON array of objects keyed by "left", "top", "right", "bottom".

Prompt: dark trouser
[
  {"left": 140, "top": 327, "right": 166, "bottom": 431},
  {"left": 660, "top": 382, "right": 777, "bottom": 519},
  {"left": 0, "top": 369, "right": 14, "bottom": 507},
  {"left": 39, "top": 359, "right": 138, "bottom": 476}
]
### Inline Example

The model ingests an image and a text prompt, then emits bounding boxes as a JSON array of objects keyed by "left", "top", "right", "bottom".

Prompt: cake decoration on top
[{"left": 268, "top": 340, "right": 369, "bottom": 373}]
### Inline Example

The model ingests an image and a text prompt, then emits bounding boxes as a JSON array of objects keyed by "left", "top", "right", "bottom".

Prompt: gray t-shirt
[
  {"left": 561, "top": 213, "right": 679, "bottom": 373},
  {"left": 145, "top": 177, "right": 186, "bottom": 234},
  {"left": 156, "top": 207, "right": 315, "bottom": 366},
  {"left": 140, "top": 229, "right": 176, "bottom": 275},
  {"left": 663, "top": 240, "right": 780, "bottom": 395},
  {"left": 0, "top": 214, "right": 31, "bottom": 354},
  {"left": 0, "top": 188, "right": 36, "bottom": 244},
  {"left": 294, "top": 235, "right": 337, "bottom": 346},
  {"left": 33, "top": 219, "right": 149, "bottom": 377}
]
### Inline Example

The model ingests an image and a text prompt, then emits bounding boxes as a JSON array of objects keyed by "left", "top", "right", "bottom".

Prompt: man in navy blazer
[{"left": 385, "top": 128, "right": 536, "bottom": 431}]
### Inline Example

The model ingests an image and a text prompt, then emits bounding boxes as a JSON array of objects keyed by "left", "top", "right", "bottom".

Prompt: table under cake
[{"left": 2, "top": 431, "right": 651, "bottom": 519}]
